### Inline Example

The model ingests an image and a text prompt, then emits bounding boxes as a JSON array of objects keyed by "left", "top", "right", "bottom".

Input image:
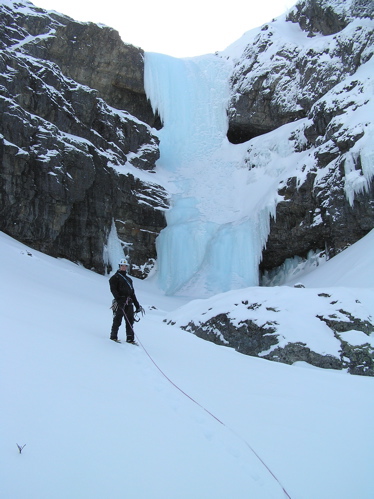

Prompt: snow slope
[
  {"left": 1, "top": 230, "right": 373, "bottom": 499},
  {"left": 286, "top": 228, "right": 374, "bottom": 288}
]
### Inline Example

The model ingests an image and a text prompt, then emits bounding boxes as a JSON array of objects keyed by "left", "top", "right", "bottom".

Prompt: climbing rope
[{"left": 120, "top": 305, "right": 292, "bottom": 499}]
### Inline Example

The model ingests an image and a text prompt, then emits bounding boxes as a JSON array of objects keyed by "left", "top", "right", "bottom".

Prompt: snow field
[{"left": 1, "top": 230, "right": 374, "bottom": 498}]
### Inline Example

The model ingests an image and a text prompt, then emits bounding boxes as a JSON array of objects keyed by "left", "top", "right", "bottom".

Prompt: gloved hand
[{"left": 136, "top": 305, "right": 145, "bottom": 315}]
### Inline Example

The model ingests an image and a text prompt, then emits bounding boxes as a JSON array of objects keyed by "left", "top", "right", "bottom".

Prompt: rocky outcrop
[
  {"left": 227, "top": 0, "right": 373, "bottom": 143},
  {"left": 38, "top": 19, "right": 161, "bottom": 129},
  {"left": 287, "top": 0, "right": 374, "bottom": 36},
  {"left": 1, "top": 1, "right": 160, "bottom": 128},
  {"left": 226, "top": 0, "right": 374, "bottom": 277},
  {"left": 261, "top": 170, "right": 374, "bottom": 272},
  {"left": 164, "top": 288, "right": 374, "bottom": 376},
  {"left": 0, "top": 1, "right": 166, "bottom": 275}
]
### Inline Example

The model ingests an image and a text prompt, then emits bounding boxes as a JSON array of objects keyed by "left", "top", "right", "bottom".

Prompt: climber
[{"left": 109, "top": 258, "right": 142, "bottom": 343}]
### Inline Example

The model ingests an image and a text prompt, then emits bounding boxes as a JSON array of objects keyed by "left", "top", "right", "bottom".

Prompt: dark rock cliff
[
  {"left": 0, "top": 1, "right": 166, "bottom": 275},
  {"left": 226, "top": 0, "right": 374, "bottom": 279}
]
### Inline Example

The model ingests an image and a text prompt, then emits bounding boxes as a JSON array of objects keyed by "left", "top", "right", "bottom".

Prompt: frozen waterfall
[{"left": 144, "top": 53, "right": 270, "bottom": 297}]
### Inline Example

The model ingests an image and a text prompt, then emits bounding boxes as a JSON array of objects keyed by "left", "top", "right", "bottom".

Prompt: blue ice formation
[{"left": 144, "top": 53, "right": 267, "bottom": 297}]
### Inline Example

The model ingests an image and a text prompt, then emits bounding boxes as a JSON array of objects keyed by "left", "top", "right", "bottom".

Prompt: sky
[{"left": 32, "top": 0, "right": 296, "bottom": 57}]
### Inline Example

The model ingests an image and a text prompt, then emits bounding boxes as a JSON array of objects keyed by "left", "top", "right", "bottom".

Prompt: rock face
[
  {"left": 226, "top": 0, "right": 374, "bottom": 277},
  {"left": 228, "top": 0, "right": 373, "bottom": 142},
  {"left": 36, "top": 17, "right": 161, "bottom": 129},
  {"left": 0, "top": 1, "right": 166, "bottom": 275}
]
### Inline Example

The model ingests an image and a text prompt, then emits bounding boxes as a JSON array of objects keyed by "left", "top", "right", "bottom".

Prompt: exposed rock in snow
[{"left": 170, "top": 291, "right": 374, "bottom": 375}]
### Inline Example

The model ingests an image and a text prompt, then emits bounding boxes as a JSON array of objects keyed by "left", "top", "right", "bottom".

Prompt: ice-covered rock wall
[
  {"left": 144, "top": 0, "right": 373, "bottom": 295},
  {"left": 225, "top": 0, "right": 374, "bottom": 279}
]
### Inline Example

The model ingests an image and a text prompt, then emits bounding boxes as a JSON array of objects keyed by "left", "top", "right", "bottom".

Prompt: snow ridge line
[{"left": 134, "top": 330, "right": 292, "bottom": 499}]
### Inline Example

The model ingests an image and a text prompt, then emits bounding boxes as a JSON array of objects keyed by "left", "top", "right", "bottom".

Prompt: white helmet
[{"left": 119, "top": 258, "right": 129, "bottom": 267}]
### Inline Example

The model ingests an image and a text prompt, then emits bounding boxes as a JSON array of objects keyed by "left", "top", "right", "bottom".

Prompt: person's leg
[
  {"left": 110, "top": 307, "right": 123, "bottom": 340},
  {"left": 124, "top": 304, "right": 135, "bottom": 342}
]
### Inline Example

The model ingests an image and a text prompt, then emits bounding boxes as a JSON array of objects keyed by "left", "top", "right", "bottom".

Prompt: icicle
[{"left": 103, "top": 220, "right": 126, "bottom": 274}]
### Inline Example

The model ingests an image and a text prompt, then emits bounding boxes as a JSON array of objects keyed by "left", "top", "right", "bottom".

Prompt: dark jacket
[{"left": 109, "top": 271, "right": 140, "bottom": 309}]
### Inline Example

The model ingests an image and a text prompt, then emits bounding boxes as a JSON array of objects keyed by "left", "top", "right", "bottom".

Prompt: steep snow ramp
[{"left": 286, "top": 229, "right": 374, "bottom": 288}]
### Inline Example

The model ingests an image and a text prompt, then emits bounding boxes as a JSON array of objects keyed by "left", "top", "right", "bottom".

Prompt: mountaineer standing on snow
[{"left": 109, "top": 259, "right": 141, "bottom": 343}]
